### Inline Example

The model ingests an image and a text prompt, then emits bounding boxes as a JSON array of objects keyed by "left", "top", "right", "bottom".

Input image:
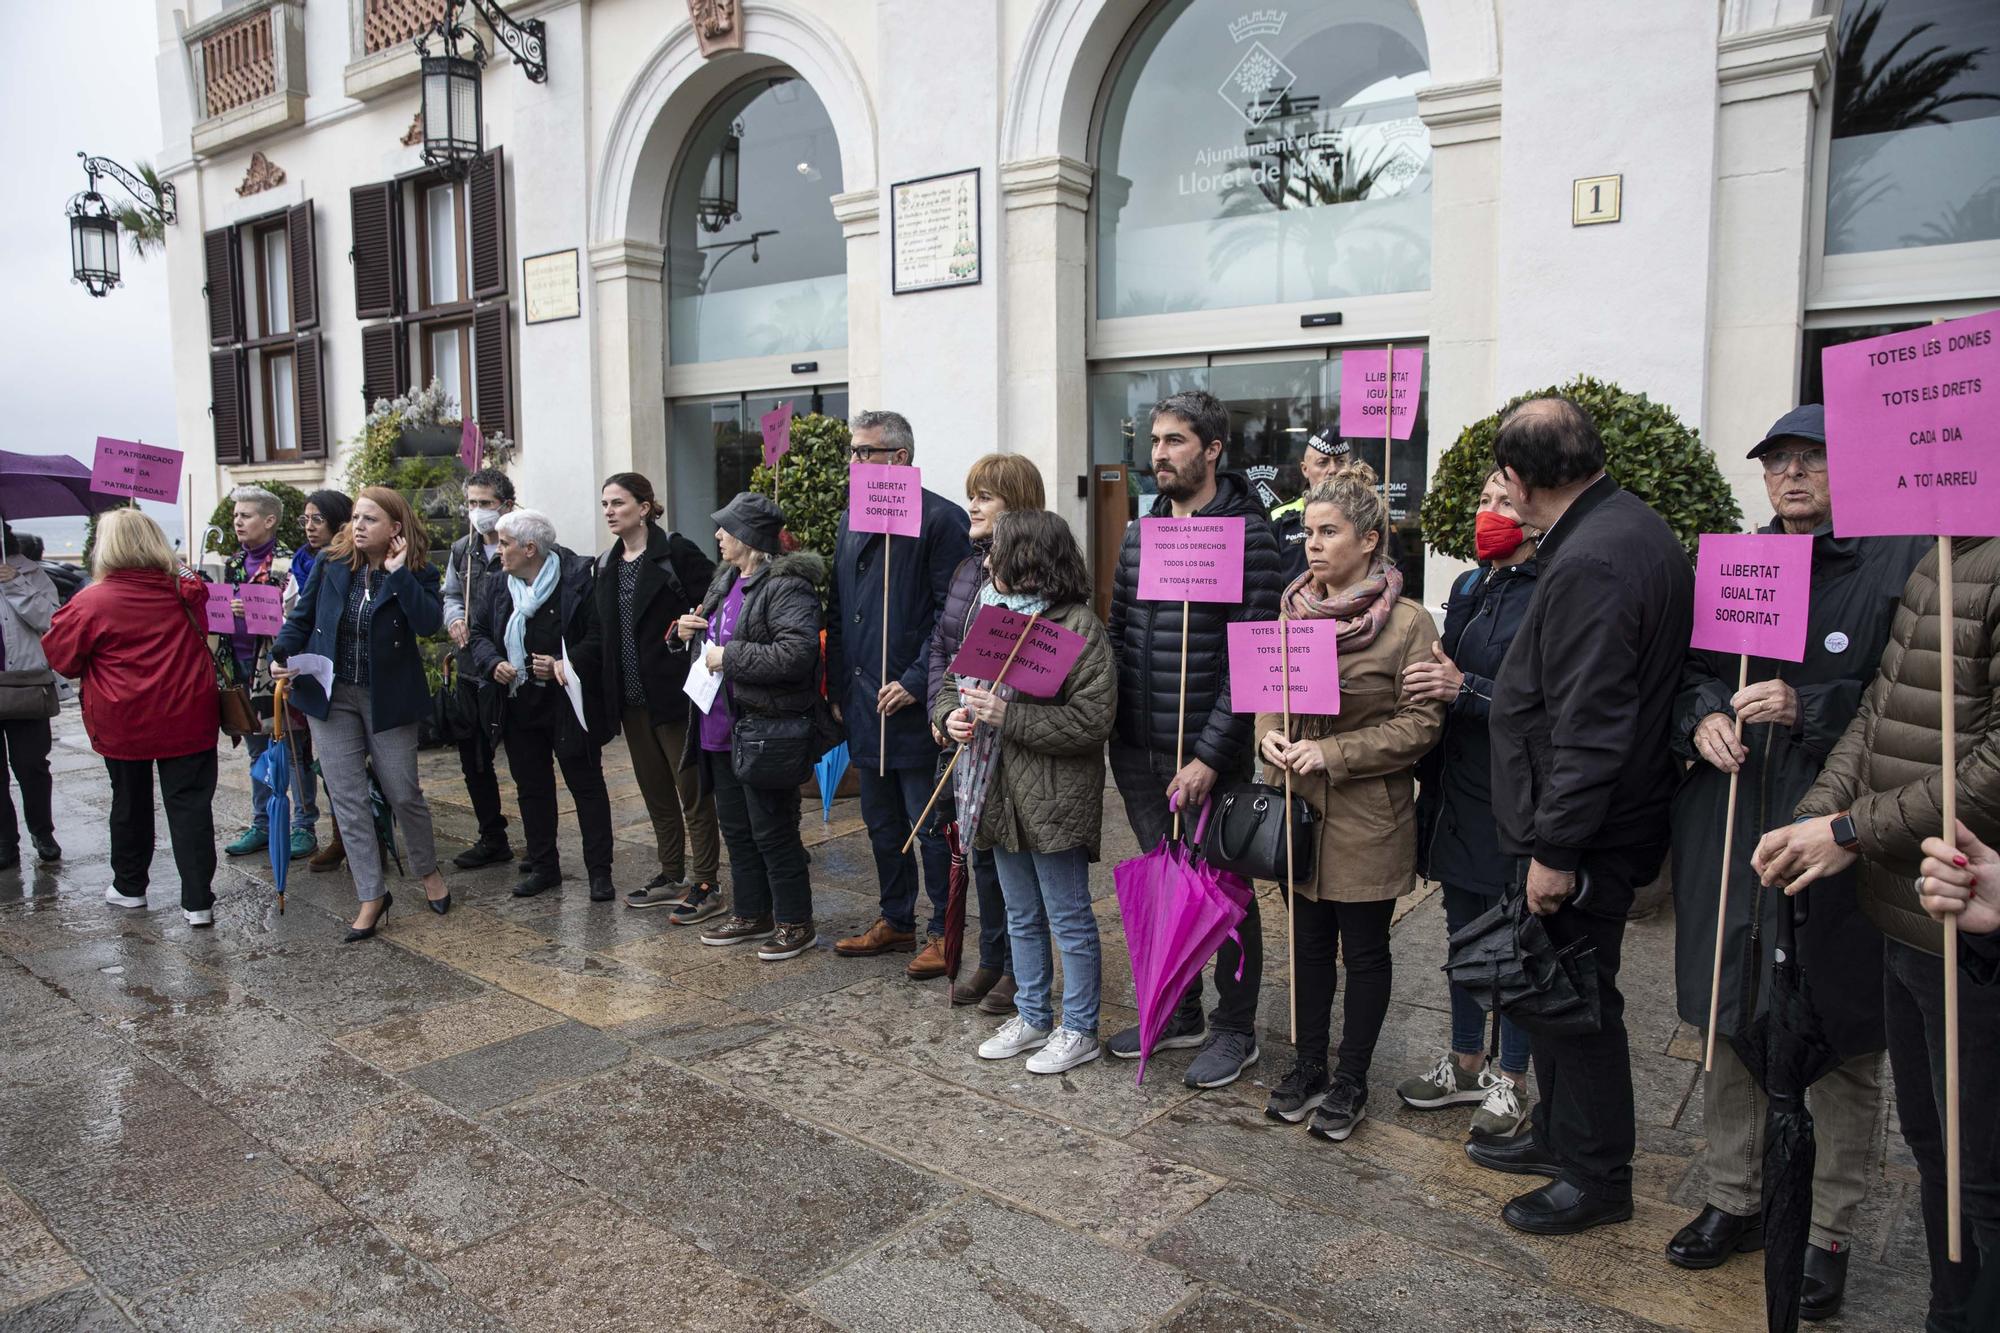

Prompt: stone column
[
  {"left": 589, "top": 239, "right": 667, "bottom": 486},
  {"left": 832, "top": 189, "right": 881, "bottom": 413},
  {"left": 1000, "top": 155, "right": 1093, "bottom": 531}
]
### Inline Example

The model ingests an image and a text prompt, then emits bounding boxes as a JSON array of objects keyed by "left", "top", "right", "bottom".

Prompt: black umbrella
[
  {"left": 1728, "top": 893, "right": 1842, "bottom": 1333},
  {"left": 1442, "top": 885, "right": 1603, "bottom": 1040}
]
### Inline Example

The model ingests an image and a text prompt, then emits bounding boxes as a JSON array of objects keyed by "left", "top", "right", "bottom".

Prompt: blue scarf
[{"left": 504, "top": 551, "right": 562, "bottom": 692}]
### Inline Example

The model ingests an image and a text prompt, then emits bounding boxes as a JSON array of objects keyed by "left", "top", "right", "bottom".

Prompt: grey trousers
[
  {"left": 308, "top": 681, "right": 438, "bottom": 903},
  {"left": 621, "top": 705, "right": 720, "bottom": 885},
  {"left": 1700, "top": 1036, "right": 1881, "bottom": 1249}
]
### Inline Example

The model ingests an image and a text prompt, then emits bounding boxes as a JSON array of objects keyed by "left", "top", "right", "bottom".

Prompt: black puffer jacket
[
  {"left": 926, "top": 538, "right": 991, "bottom": 719},
  {"left": 591, "top": 524, "right": 716, "bottom": 726},
  {"left": 1416, "top": 558, "right": 1538, "bottom": 896},
  {"left": 1107, "top": 471, "right": 1284, "bottom": 774}
]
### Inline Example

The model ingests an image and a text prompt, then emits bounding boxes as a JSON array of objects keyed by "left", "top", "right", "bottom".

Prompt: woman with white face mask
[{"left": 438, "top": 469, "right": 519, "bottom": 871}]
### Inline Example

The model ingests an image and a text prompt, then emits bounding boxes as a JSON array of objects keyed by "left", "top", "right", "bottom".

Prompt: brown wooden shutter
[
  {"left": 349, "top": 181, "right": 401, "bottom": 319},
  {"left": 286, "top": 201, "right": 319, "bottom": 330},
  {"left": 359, "top": 322, "right": 407, "bottom": 408},
  {"left": 203, "top": 226, "right": 242, "bottom": 345},
  {"left": 473, "top": 301, "right": 513, "bottom": 441},
  {"left": 209, "top": 348, "right": 249, "bottom": 464},
  {"left": 295, "top": 331, "right": 328, "bottom": 459},
  {"left": 469, "top": 147, "right": 507, "bottom": 300}
]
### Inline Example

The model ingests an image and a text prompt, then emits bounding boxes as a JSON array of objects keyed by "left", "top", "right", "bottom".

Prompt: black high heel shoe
[
  {"left": 427, "top": 888, "right": 451, "bottom": 916},
  {"left": 344, "top": 891, "right": 393, "bottom": 943}
]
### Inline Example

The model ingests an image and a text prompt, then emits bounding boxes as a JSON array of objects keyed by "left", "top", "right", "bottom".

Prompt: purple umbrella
[
  {"left": 1115, "top": 794, "right": 1252, "bottom": 1085},
  {"left": 0, "top": 450, "right": 126, "bottom": 521}
]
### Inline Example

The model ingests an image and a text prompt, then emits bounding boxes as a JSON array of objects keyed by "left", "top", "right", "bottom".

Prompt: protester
[
  {"left": 219, "top": 486, "right": 316, "bottom": 861},
  {"left": 672, "top": 493, "right": 824, "bottom": 962},
  {"left": 470, "top": 509, "right": 618, "bottom": 903},
  {"left": 441, "top": 469, "right": 517, "bottom": 872},
  {"left": 1397, "top": 468, "right": 1540, "bottom": 1138},
  {"left": 295, "top": 489, "right": 352, "bottom": 873},
  {"left": 1272, "top": 426, "right": 1351, "bottom": 584},
  {"left": 272, "top": 487, "right": 448, "bottom": 939},
  {"left": 595, "top": 472, "right": 721, "bottom": 917},
  {"left": 926, "top": 452, "right": 1045, "bottom": 1010},
  {"left": 1105, "top": 389, "right": 1283, "bottom": 1089},
  {"left": 43, "top": 510, "right": 220, "bottom": 924},
  {"left": 1253, "top": 463, "right": 1445, "bottom": 1136},
  {"left": 1665, "top": 406, "right": 1923, "bottom": 1311},
  {"left": 935, "top": 511, "right": 1115, "bottom": 1072},
  {"left": 827, "top": 410, "right": 974, "bottom": 971},
  {"left": 1473, "top": 397, "right": 1694, "bottom": 1237},
  {"left": 1755, "top": 534, "right": 2000, "bottom": 1331},
  {"left": 0, "top": 524, "right": 61, "bottom": 870}
]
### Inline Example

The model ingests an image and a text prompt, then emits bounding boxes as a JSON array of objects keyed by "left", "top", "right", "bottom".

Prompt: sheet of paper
[
  {"left": 683, "top": 645, "right": 724, "bottom": 714},
  {"left": 558, "top": 643, "right": 588, "bottom": 730},
  {"left": 286, "top": 652, "right": 335, "bottom": 699}
]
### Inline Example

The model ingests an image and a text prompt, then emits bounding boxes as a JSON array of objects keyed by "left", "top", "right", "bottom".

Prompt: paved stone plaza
[{"left": 0, "top": 712, "right": 1932, "bottom": 1331}]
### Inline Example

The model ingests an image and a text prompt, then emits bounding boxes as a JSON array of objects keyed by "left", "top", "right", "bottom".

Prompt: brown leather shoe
[
  {"left": 906, "top": 938, "right": 948, "bottom": 980},
  {"left": 950, "top": 966, "right": 1003, "bottom": 1005},
  {"left": 309, "top": 833, "right": 345, "bottom": 873},
  {"left": 834, "top": 918, "right": 916, "bottom": 957},
  {"left": 977, "top": 974, "right": 1018, "bottom": 1016}
]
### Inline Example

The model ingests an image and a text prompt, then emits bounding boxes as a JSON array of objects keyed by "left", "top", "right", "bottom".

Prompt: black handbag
[
  {"left": 0, "top": 669, "right": 57, "bottom": 721},
  {"left": 429, "top": 658, "right": 480, "bottom": 745},
  {"left": 731, "top": 712, "right": 819, "bottom": 789},
  {"left": 1200, "top": 782, "right": 1318, "bottom": 884}
]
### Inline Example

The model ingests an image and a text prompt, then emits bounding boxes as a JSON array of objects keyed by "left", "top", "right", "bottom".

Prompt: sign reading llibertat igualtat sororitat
[{"left": 890, "top": 168, "right": 980, "bottom": 294}]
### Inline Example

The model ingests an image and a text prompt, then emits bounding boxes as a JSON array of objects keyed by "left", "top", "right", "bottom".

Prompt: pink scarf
[{"left": 1281, "top": 557, "right": 1402, "bottom": 653}]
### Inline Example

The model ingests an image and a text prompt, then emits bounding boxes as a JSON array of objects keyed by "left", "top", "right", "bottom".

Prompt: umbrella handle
[{"left": 271, "top": 677, "right": 288, "bottom": 742}]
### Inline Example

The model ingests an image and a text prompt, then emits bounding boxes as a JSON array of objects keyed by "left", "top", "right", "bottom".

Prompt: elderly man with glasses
[{"left": 1663, "top": 404, "right": 1928, "bottom": 1318}]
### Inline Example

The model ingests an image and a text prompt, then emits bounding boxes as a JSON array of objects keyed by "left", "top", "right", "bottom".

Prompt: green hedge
[{"left": 749, "top": 412, "right": 851, "bottom": 562}]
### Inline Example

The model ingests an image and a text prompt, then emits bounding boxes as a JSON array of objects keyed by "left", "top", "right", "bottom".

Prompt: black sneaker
[
  {"left": 758, "top": 921, "right": 817, "bottom": 961},
  {"left": 1107, "top": 1007, "right": 1206, "bottom": 1060},
  {"left": 513, "top": 866, "right": 561, "bottom": 898},
  {"left": 644, "top": 870, "right": 684, "bottom": 892},
  {"left": 588, "top": 873, "right": 616, "bottom": 903},
  {"left": 1307, "top": 1075, "right": 1367, "bottom": 1142},
  {"left": 1184, "top": 1029, "right": 1260, "bottom": 1089},
  {"left": 1265, "top": 1061, "right": 1330, "bottom": 1123},
  {"left": 701, "top": 914, "right": 774, "bottom": 946},
  {"left": 671, "top": 882, "right": 726, "bottom": 925},
  {"left": 454, "top": 837, "right": 513, "bottom": 870},
  {"left": 623, "top": 881, "right": 685, "bottom": 910},
  {"left": 32, "top": 834, "right": 61, "bottom": 863}
]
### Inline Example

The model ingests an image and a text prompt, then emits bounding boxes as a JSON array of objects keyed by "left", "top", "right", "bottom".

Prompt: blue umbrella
[
  {"left": 248, "top": 680, "right": 295, "bottom": 910},
  {"left": 815, "top": 741, "right": 850, "bottom": 823}
]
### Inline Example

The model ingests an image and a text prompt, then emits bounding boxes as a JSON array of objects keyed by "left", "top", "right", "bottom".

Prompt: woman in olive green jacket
[{"left": 934, "top": 512, "right": 1116, "bottom": 1077}]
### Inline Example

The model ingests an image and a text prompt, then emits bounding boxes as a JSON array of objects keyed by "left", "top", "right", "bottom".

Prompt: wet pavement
[{"left": 1, "top": 711, "right": 1932, "bottom": 1330}]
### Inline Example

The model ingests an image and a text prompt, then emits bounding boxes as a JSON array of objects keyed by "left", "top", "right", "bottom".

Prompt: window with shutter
[
  {"left": 360, "top": 322, "right": 408, "bottom": 408},
  {"left": 295, "top": 332, "right": 328, "bottom": 459},
  {"left": 350, "top": 181, "right": 402, "bottom": 319},
  {"left": 210, "top": 348, "right": 250, "bottom": 465},
  {"left": 470, "top": 147, "right": 507, "bottom": 300},
  {"left": 204, "top": 226, "right": 242, "bottom": 345},
  {"left": 473, "top": 302, "right": 513, "bottom": 441},
  {"left": 287, "top": 202, "right": 319, "bottom": 330}
]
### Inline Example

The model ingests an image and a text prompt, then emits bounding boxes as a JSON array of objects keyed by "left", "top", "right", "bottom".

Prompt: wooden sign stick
[
  {"left": 1704, "top": 653, "right": 1752, "bottom": 1072},
  {"left": 1382, "top": 342, "right": 1395, "bottom": 516},
  {"left": 1282, "top": 612, "right": 1297, "bottom": 1046},
  {"left": 899, "top": 612, "right": 1041, "bottom": 854},
  {"left": 1939, "top": 536, "right": 1962, "bottom": 1261},
  {"left": 1174, "top": 601, "right": 1189, "bottom": 842},
  {"left": 880, "top": 539, "right": 890, "bottom": 778}
]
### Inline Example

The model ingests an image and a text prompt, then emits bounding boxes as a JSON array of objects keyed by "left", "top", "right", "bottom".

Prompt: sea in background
[{"left": 10, "top": 501, "right": 188, "bottom": 565}]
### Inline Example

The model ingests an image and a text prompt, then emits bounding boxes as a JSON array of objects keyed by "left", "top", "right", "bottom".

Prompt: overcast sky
[{"left": 0, "top": 0, "right": 178, "bottom": 555}]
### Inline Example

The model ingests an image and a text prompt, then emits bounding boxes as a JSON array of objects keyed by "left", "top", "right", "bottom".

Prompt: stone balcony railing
[
  {"left": 186, "top": 0, "right": 307, "bottom": 156},
  {"left": 363, "top": 0, "right": 447, "bottom": 55}
]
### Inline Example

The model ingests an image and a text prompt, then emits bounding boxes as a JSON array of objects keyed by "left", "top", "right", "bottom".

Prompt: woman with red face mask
[{"left": 1393, "top": 469, "right": 1544, "bottom": 1145}]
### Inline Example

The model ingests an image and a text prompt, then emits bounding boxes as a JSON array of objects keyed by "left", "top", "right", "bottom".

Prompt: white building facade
[{"left": 151, "top": 0, "right": 2000, "bottom": 597}]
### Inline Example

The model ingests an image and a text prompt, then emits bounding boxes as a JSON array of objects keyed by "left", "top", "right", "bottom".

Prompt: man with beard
[{"left": 1103, "top": 389, "right": 1284, "bottom": 1088}]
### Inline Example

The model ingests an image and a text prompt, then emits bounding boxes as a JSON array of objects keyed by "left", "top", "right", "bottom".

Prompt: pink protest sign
[
  {"left": 240, "top": 584, "right": 285, "bottom": 635},
  {"left": 1137, "top": 516, "right": 1244, "bottom": 603},
  {"left": 458, "top": 418, "right": 483, "bottom": 474},
  {"left": 946, "top": 604, "right": 1089, "bottom": 699},
  {"left": 204, "top": 583, "right": 238, "bottom": 634},
  {"left": 760, "top": 402, "right": 795, "bottom": 467},
  {"left": 1338, "top": 348, "right": 1424, "bottom": 441},
  {"left": 1824, "top": 309, "right": 2000, "bottom": 538},
  {"left": 89, "top": 437, "right": 183, "bottom": 503},
  {"left": 1690, "top": 532, "right": 1813, "bottom": 662},
  {"left": 1228, "top": 619, "right": 1342, "bottom": 715},
  {"left": 848, "top": 463, "right": 923, "bottom": 538}
]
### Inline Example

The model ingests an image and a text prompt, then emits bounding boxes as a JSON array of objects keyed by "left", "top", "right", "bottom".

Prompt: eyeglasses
[
  {"left": 1760, "top": 447, "right": 1827, "bottom": 476},
  {"left": 850, "top": 445, "right": 896, "bottom": 461}
]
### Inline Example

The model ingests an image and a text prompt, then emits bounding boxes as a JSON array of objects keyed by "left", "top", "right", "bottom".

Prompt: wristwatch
[{"left": 1830, "top": 811, "right": 1860, "bottom": 851}]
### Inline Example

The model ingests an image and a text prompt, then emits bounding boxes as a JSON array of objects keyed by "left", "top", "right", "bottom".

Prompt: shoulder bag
[
  {"left": 1200, "top": 781, "right": 1318, "bottom": 884},
  {"left": 0, "top": 669, "right": 58, "bottom": 721},
  {"left": 180, "top": 596, "right": 260, "bottom": 739}
]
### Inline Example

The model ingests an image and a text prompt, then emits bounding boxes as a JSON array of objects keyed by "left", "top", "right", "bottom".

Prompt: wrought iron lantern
[
  {"left": 697, "top": 122, "right": 743, "bottom": 233},
  {"left": 65, "top": 152, "right": 176, "bottom": 299},
  {"left": 416, "top": 0, "right": 548, "bottom": 174}
]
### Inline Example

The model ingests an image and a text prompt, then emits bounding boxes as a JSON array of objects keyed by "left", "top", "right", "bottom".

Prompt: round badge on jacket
[{"left": 1824, "top": 631, "right": 1850, "bottom": 654}]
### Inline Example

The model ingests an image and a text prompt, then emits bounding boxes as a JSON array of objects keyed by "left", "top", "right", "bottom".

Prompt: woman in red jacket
[{"left": 42, "top": 510, "right": 221, "bottom": 926}]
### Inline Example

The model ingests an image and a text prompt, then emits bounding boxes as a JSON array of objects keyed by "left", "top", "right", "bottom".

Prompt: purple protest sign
[
  {"left": 89, "top": 437, "right": 183, "bottom": 503},
  {"left": 204, "top": 583, "right": 238, "bottom": 634},
  {"left": 240, "top": 584, "right": 286, "bottom": 636},
  {"left": 1823, "top": 310, "right": 2000, "bottom": 538},
  {"left": 946, "top": 604, "right": 1089, "bottom": 699},
  {"left": 760, "top": 402, "right": 795, "bottom": 468},
  {"left": 1338, "top": 348, "right": 1424, "bottom": 441},
  {"left": 848, "top": 462, "right": 923, "bottom": 538},
  {"left": 1228, "top": 619, "right": 1342, "bottom": 715},
  {"left": 1690, "top": 532, "right": 1813, "bottom": 662},
  {"left": 458, "top": 418, "right": 484, "bottom": 474},
  {"left": 1137, "top": 516, "right": 1244, "bottom": 603}
]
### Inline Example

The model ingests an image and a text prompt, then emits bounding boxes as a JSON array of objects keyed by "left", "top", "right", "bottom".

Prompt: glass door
[{"left": 668, "top": 384, "right": 849, "bottom": 548}]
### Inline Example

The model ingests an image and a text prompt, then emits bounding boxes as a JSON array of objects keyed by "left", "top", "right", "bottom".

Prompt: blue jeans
[
  {"left": 970, "top": 845, "right": 1011, "bottom": 973},
  {"left": 993, "top": 845, "right": 1101, "bottom": 1036},
  {"left": 246, "top": 731, "right": 317, "bottom": 834},
  {"left": 1444, "top": 884, "right": 1530, "bottom": 1077}
]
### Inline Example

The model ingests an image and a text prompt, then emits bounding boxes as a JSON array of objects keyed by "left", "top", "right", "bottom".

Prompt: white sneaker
[
  {"left": 182, "top": 908, "right": 215, "bottom": 928},
  {"left": 977, "top": 1015, "right": 1050, "bottom": 1061},
  {"left": 1469, "top": 1069, "right": 1529, "bottom": 1138},
  {"left": 1026, "top": 1027, "right": 1101, "bottom": 1076},
  {"left": 104, "top": 887, "right": 148, "bottom": 910}
]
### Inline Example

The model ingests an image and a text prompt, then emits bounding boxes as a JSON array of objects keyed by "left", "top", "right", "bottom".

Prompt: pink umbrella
[{"left": 1115, "top": 794, "right": 1252, "bottom": 1085}]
